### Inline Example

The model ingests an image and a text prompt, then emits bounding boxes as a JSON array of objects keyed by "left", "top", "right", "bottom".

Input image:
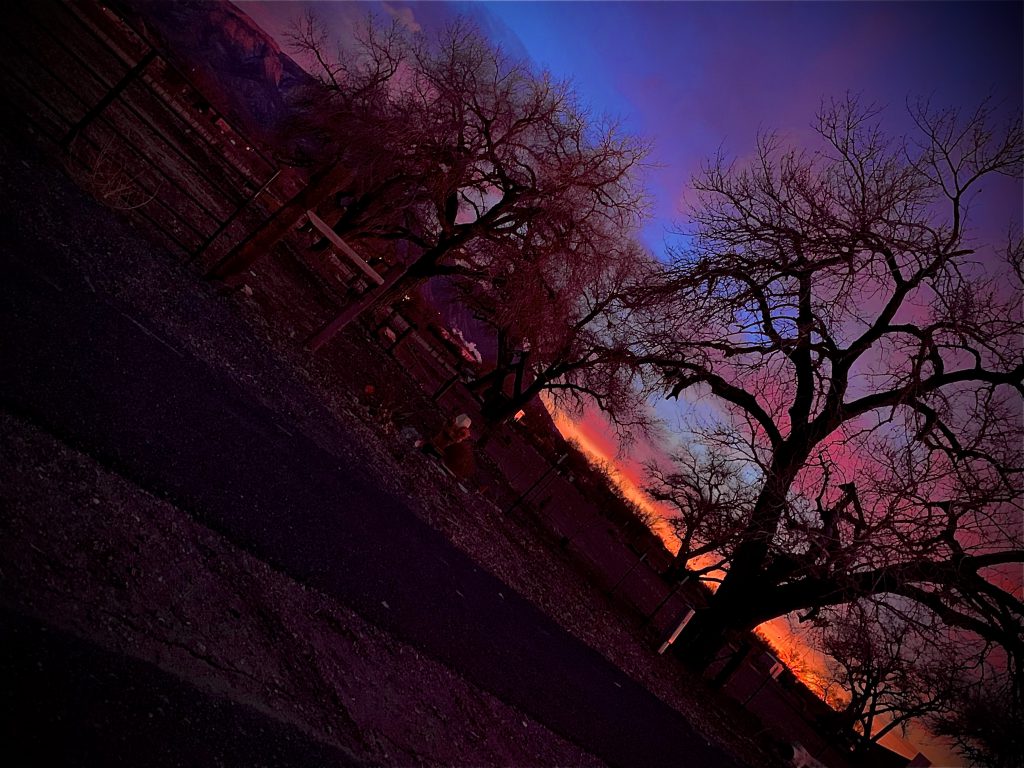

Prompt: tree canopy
[
  {"left": 283, "top": 13, "right": 649, "bottom": 330},
  {"left": 217, "top": 17, "right": 1022, "bottom": 749},
  {"left": 630, "top": 98, "right": 1022, "bottom": 692}
]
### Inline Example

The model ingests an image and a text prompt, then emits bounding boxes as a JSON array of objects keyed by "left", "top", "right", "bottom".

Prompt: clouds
[{"left": 380, "top": 1, "right": 421, "bottom": 33}]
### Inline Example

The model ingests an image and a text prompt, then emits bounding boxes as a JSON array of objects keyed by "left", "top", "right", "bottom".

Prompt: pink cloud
[{"left": 381, "top": 1, "right": 422, "bottom": 34}]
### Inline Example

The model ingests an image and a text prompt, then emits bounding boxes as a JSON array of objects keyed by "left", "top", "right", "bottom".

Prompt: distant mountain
[{"left": 113, "top": 0, "right": 314, "bottom": 151}]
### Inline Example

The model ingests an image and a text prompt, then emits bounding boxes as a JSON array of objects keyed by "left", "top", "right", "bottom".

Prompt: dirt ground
[{"left": 0, "top": 133, "right": 786, "bottom": 767}]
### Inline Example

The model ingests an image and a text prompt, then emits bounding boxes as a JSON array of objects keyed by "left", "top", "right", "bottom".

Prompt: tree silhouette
[
  {"left": 812, "top": 600, "right": 962, "bottom": 753},
  {"left": 225, "top": 13, "right": 648, "bottom": 349},
  {"left": 928, "top": 671, "right": 1023, "bottom": 768},
  {"left": 632, "top": 97, "right": 1023, "bottom": 679},
  {"left": 459, "top": 226, "right": 655, "bottom": 430},
  {"left": 646, "top": 449, "right": 755, "bottom": 581}
]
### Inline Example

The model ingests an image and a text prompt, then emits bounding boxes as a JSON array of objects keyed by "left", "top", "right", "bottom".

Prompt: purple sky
[{"left": 240, "top": 1, "right": 1022, "bottom": 258}]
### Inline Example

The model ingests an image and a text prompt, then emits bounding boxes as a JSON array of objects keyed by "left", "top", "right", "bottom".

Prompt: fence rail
[{"left": 0, "top": 0, "right": 285, "bottom": 262}]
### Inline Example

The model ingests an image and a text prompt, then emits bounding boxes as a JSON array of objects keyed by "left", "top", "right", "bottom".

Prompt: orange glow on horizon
[
  {"left": 544, "top": 401, "right": 679, "bottom": 551},
  {"left": 545, "top": 408, "right": 843, "bottom": 685},
  {"left": 543, "top": 401, "right": 949, "bottom": 764},
  {"left": 543, "top": 401, "right": 736, "bottom": 578}
]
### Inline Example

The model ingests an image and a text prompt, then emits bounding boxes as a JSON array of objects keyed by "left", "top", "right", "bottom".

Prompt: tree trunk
[
  {"left": 673, "top": 605, "right": 734, "bottom": 670},
  {"left": 673, "top": 452, "right": 808, "bottom": 671},
  {"left": 673, "top": 587, "right": 764, "bottom": 672},
  {"left": 480, "top": 377, "right": 546, "bottom": 427},
  {"left": 710, "top": 639, "right": 752, "bottom": 690},
  {"left": 480, "top": 393, "right": 518, "bottom": 426}
]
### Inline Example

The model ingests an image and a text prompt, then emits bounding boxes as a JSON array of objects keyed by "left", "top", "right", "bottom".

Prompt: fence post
[
  {"left": 643, "top": 574, "right": 690, "bottom": 626},
  {"left": 306, "top": 264, "right": 409, "bottom": 351},
  {"left": 506, "top": 454, "right": 567, "bottom": 515},
  {"left": 373, "top": 308, "right": 400, "bottom": 336},
  {"left": 188, "top": 169, "right": 281, "bottom": 264},
  {"left": 432, "top": 371, "right": 461, "bottom": 401},
  {"left": 208, "top": 163, "right": 356, "bottom": 283},
  {"left": 61, "top": 48, "right": 157, "bottom": 151},
  {"left": 658, "top": 608, "right": 695, "bottom": 655},
  {"left": 606, "top": 551, "right": 648, "bottom": 597},
  {"left": 386, "top": 323, "right": 416, "bottom": 354}
]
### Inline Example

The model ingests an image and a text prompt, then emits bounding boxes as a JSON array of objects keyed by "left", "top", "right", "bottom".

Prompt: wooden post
[
  {"left": 386, "top": 323, "right": 416, "bottom": 353},
  {"left": 606, "top": 551, "right": 648, "bottom": 597},
  {"left": 432, "top": 371, "right": 461, "bottom": 402},
  {"left": 306, "top": 265, "right": 410, "bottom": 352},
  {"left": 206, "top": 163, "right": 356, "bottom": 284},
  {"left": 713, "top": 640, "right": 752, "bottom": 691},
  {"left": 188, "top": 169, "right": 281, "bottom": 264},
  {"left": 373, "top": 307, "right": 399, "bottom": 335},
  {"left": 643, "top": 574, "right": 690, "bottom": 626},
  {"left": 506, "top": 455, "right": 567, "bottom": 515},
  {"left": 658, "top": 608, "right": 695, "bottom": 655},
  {"left": 304, "top": 210, "right": 383, "bottom": 285},
  {"left": 62, "top": 49, "right": 157, "bottom": 151}
]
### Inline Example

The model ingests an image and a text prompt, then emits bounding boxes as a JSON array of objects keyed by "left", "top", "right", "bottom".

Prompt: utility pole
[{"left": 506, "top": 454, "right": 567, "bottom": 515}]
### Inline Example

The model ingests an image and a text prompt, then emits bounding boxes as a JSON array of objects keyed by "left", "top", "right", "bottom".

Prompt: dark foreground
[{"left": 0, "top": 137, "right": 741, "bottom": 767}]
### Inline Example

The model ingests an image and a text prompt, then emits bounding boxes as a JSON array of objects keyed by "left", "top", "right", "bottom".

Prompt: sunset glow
[
  {"left": 5, "top": 1, "right": 1020, "bottom": 767},
  {"left": 545, "top": 401, "right": 679, "bottom": 552}
]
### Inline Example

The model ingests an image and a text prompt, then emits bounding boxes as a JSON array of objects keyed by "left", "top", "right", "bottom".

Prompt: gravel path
[{"left": 1, "top": 413, "right": 601, "bottom": 767}]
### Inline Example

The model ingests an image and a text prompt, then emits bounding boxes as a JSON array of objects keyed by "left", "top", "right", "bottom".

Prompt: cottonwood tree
[
  {"left": 458, "top": 219, "right": 656, "bottom": 430},
  {"left": 646, "top": 449, "right": 755, "bottom": 581},
  {"left": 631, "top": 97, "right": 1023, "bottom": 676},
  {"left": 230, "top": 13, "right": 648, "bottom": 347},
  {"left": 928, "top": 670, "right": 1023, "bottom": 768}
]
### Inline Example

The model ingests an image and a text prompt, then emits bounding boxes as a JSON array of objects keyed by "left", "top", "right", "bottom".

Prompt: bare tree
[
  {"left": 630, "top": 97, "right": 1023, "bottom": 675},
  {"left": 218, "top": 13, "right": 649, "bottom": 348},
  {"left": 811, "top": 600, "right": 964, "bottom": 754},
  {"left": 928, "top": 670, "right": 1023, "bottom": 768},
  {"left": 460, "top": 225, "right": 656, "bottom": 431},
  {"left": 646, "top": 449, "right": 755, "bottom": 581}
]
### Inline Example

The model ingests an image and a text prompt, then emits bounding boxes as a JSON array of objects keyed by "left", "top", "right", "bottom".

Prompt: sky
[
  {"left": 474, "top": 1, "right": 1023, "bottom": 255},
  {"left": 238, "top": 2, "right": 1021, "bottom": 762},
  {"left": 241, "top": 0, "right": 1023, "bottom": 259},
  {"left": 239, "top": 0, "right": 1022, "bottom": 488}
]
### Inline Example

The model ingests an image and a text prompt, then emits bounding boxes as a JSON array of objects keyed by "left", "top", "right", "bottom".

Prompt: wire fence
[{"left": 0, "top": 0, "right": 286, "bottom": 263}]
